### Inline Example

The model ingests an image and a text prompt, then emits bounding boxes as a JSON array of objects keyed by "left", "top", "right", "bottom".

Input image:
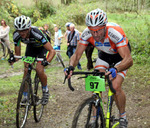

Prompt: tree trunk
[
  {"left": 66, "top": 0, "right": 72, "bottom": 5},
  {"left": 137, "top": 0, "right": 139, "bottom": 10},
  {"left": 61, "top": 0, "right": 65, "bottom": 4}
]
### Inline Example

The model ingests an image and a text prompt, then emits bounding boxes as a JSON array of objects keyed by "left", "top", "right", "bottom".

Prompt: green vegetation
[
  {"left": 0, "top": 0, "right": 150, "bottom": 127},
  {"left": 0, "top": 0, "right": 150, "bottom": 63}
]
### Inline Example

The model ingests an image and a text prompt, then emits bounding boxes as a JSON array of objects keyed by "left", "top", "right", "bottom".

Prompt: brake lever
[{"left": 63, "top": 75, "right": 68, "bottom": 84}]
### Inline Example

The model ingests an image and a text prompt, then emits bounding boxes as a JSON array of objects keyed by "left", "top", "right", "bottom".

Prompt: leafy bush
[{"left": 36, "top": 0, "right": 56, "bottom": 18}]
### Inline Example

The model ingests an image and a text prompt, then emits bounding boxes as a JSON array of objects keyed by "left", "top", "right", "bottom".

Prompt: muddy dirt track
[{"left": 1, "top": 67, "right": 150, "bottom": 128}]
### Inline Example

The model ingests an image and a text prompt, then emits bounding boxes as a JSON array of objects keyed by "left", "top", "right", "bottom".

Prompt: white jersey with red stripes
[{"left": 80, "top": 22, "right": 128, "bottom": 55}]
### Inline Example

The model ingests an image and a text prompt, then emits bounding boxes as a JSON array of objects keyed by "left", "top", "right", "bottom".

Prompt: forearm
[
  {"left": 69, "top": 43, "right": 87, "bottom": 67},
  {"left": 69, "top": 54, "right": 79, "bottom": 67},
  {"left": 69, "top": 50, "right": 82, "bottom": 68},
  {"left": 115, "top": 56, "right": 133, "bottom": 72},
  {"left": 14, "top": 46, "right": 21, "bottom": 61},
  {"left": 47, "top": 49, "right": 56, "bottom": 62}
]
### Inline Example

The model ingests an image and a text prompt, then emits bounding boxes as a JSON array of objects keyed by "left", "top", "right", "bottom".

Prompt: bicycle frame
[
  {"left": 65, "top": 71, "right": 119, "bottom": 128},
  {"left": 14, "top": 55, "right": 44, "bottom": 105},
  {"left": 94, "top": 88, "right": 119, "bottom": 128},
  {"left": 24, "top": 63, "right": 36, "bottom": 106}
]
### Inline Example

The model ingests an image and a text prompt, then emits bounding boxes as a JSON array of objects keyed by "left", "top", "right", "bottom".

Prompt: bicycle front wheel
[
  {"left": 72, "top": 97, "right": 105, "bottom": 128},
  {"left": 16, "top": 76, "right": 31, "bottom": 128},
  {"left": 33, "top": 74, "right": 44, "bottom": 122}
]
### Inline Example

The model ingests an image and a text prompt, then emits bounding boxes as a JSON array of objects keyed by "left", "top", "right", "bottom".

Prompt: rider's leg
[
  {"left": 22, "top": 62, "right": 30, "bottom": 101},
  {"left": 36, "top": 63, "right": 47, "bottom": 88},
  {"left": 36, "top": 62, "right": 49, "bottom": 105},
  {"left": 112, "top": 75, "right": 126, "bottom": 117}
]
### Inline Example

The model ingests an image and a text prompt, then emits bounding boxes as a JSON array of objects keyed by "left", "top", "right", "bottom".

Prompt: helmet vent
[
  {"left": 18, "top": 24, "right": 21, "bottom": 28},
  {"left": 90, "top": 18, "right": 93, "bottom": 25},
  {"left": 95, "top": 17, "right": 98, "bottom": 24},
  {"left": 19, "top": 18, "right": 21, "bottom": 23},
  {"left": 22, "top": 24, "right": 26, "bottom": 29},
  {"left": 22, "top": 19, "right": 25, "bottom": 25}
]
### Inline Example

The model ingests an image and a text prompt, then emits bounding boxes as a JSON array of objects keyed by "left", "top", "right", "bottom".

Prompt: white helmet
[
  {"left": 14, "top": 15, "right": 31, "bottom": 30},
  {"left": 85, "top": 8, "right": 108, "bottom": 27},
  {"left": 65, "top": 22, "right": 72, "bottom": 27}
]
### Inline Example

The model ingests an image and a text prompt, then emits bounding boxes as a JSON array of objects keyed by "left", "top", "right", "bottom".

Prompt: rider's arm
[
  {"left": 15, "top": 45, "right": 21, "bottom": 56},
  {"left": 14, "top": 45, "right": 21, "bottom": 62},
  {"left": 43, "top": 42, "right": 56, "bottom": 63},
  {"left": 115, "top": 46, "right": 133, "bottom": 72},
  {"left": 69, "top": 42, "right": 87, "bottom": 67}
]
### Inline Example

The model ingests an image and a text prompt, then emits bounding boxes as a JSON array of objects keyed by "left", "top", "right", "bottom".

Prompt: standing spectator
[
  {"left": 43, "top": 24, "right": 51, "bottom": 43},
  {"left": 0, "top": 19, "right": 11, "bottom": 59},
  {"left": 64, "top": 22, "right": 72, "bottom": 40},
  {"left": 53, "top": 25, "right": 63, "bottom": 62},
  {"left": 53, "top": 25, "right": 63, "bottom": 50},
  {"left": 67, "top": 24, "right": 82, "bottom": 70},
  {"left": 85, "top": 43, "right": 94, "bottom": 70}
]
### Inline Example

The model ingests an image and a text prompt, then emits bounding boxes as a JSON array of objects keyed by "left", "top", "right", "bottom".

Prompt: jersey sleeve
[
  {"left": 79, "top": 28, "right": 92, "bottom": 46},
  {"left": 31, "top": 27, "right": 49, "bottom": 45},
  {"left": 107, "top": 26, "right": 128, "bottom": 49},
  {"left": 13, "top": 31, "right": 21, "bottom": 46}
]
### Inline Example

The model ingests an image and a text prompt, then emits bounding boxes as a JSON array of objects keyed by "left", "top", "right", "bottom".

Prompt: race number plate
[{"left": 85, "top": 76, "right": 105, "bottom": 91}]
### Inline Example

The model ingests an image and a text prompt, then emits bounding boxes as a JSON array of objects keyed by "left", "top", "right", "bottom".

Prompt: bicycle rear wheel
[
  {"left": 57, "top": 52, "right": 65, "bottom": 68},
  {"left": 16, "top": 76, "right": 31, "bottom": 128},
  {"left": 72, "top": 97, "right": 105, "bottom": 128},
  {"left": 33, "top": 74, "right": 44, "bottom": 122},
  {"left": 0, "top": 42, "right": 6, "bottom": 59},
  {"left": 109, "top": 96, "right": 119, "bottom": 128}
]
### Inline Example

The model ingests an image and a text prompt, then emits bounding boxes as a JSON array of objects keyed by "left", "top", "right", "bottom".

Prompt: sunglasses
[{"left": 88, "top": 26, "right": 105, "bottom": 31}]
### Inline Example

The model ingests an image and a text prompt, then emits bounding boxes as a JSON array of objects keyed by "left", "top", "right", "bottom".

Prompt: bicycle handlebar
[
  {"left": 14, "top": 55, "right": 44, "bottom": 62},
  {"left": 64, "top": 71, "right": 116, "bottom": 94}
]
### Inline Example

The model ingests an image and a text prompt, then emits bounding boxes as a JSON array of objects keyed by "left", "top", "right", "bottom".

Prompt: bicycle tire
[
  {"left": 57, "top": 52, "right": 65, "bottom": 68},
  {"left": 16, "top": 75, "right": 31, "bottom": 128},
  {"left": 109, "top": 96, "right": 119, "bottom": 128},
  {"left": 0, "top": 42, "right": 6, "bottom": 59},
  {"left": 33, "top": 74, "right": 44, "bottom": 122},
  {"left": 72, "top": 97, "right": 105, "bottom": 128}
]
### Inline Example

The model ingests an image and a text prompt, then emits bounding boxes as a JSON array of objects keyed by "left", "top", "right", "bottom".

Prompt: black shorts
[{"left": 25, "top": 44, "right": 48, "bottom": 58}]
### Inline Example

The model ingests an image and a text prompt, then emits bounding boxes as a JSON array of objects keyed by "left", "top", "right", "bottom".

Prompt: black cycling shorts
[{"left": 25, "top": 44, "right": 48, "bottom": 58}]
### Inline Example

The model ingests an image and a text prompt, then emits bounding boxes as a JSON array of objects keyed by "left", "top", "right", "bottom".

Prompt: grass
[
  {"left": 0, "top": 1, "right": 150, "bottom": 126},
  {"left": 0, "top": 54, "right": 150, "bottom": 126}
]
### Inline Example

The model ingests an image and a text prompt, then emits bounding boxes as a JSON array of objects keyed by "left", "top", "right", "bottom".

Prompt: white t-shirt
[
  {"left": 0, "top": 26, "right": 10, "bottom": 41},
  {"left": 54, "top": 30, "right": 62, "bottom": 46}
]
